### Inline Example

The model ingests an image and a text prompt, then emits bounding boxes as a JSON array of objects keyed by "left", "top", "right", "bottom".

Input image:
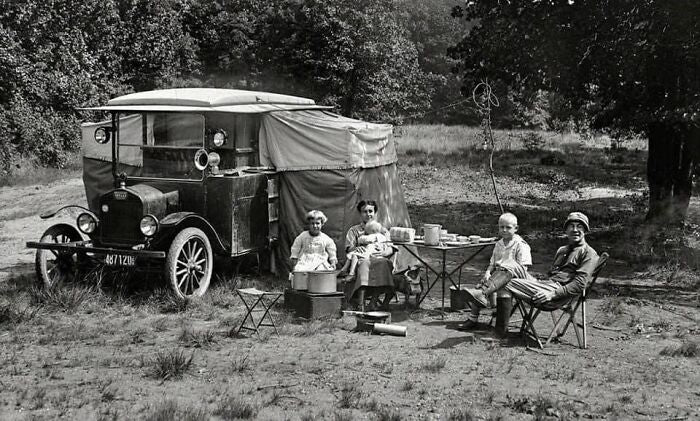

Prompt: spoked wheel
[
  {"left": 35, "top": 224, "right": 83, "bottom": 288},
  {"left": 166, "top": 228, "right": 213, "bottom": 299}
]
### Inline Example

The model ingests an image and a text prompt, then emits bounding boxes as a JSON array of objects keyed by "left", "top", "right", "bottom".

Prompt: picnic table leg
[{"left": 441, "top": 249, "right": 447, "bottom": 312}]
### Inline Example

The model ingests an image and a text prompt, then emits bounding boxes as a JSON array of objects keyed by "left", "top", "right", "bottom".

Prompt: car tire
[
  {"left": 35, "top": 224, "right": 84, "bottom": 288},
  {"left": 166, "top": 227, "right": 213, "bottom": 299}
]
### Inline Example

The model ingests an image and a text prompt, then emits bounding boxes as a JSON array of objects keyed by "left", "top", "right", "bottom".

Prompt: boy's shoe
[
  {"left": 464, "top": 288, "right": 489, "bottom": 308},
  {"left": 456, "top": 320, "right": 479, "bottom": 331}
]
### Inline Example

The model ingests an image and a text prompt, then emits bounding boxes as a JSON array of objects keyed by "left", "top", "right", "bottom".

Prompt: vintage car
[
  {"left": 26, "top": 89, "right": 330, "bottom": 299},
  {"left": 27, "top": 88, "right": 415, "bottom": 300}
]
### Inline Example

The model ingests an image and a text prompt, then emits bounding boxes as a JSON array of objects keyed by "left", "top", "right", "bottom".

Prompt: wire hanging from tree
[{"left": 472, "top": 80, "right": 504, "bottom": 214}]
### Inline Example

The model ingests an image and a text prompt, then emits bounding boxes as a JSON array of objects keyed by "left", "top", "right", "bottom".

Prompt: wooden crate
[{"left": 284, "top": 289, "right": 343, "bottom": 319}]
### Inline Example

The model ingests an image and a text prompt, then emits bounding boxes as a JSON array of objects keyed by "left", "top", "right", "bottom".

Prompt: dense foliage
[
  {"left": 0, "top": 0, "right": 473, "bottom": 175},
  {"left": 449, "top": 0, "right": 700, "bottom": 222}
]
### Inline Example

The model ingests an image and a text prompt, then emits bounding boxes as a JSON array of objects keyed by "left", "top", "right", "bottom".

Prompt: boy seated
[
  {"left": 339, "top": 220, "right": 391, "bottom": 279},
  {"left": 458, "top": 212, "right": 532, "bottom": 330},
  {"left": 462, "top": 211, "right": 598, "bottom": 325}
]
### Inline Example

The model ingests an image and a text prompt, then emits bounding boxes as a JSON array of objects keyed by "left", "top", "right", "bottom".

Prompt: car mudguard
[
  {"left": 40, "top": 205, "right": 92, "bottom": 219},
  {"left": 155, "top": 212, "right": 228, "bottom": 254}
]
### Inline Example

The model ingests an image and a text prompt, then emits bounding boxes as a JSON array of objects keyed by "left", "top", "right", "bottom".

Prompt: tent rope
[{"left": 473, "top": 80, "right": 504, "bottom": 214}]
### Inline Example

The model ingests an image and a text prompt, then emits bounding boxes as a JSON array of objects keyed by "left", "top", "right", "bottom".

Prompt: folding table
[
  {"left": 393, "top": 240, "right": 496, "bottom": 312},
  {"left": 235, "top": 288, "right": 284, "bottom": 336}
]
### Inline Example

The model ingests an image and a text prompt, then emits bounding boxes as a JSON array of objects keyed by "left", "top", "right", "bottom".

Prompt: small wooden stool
[{"left": 235, "top": 288, "right": 283, "bottom": 336}]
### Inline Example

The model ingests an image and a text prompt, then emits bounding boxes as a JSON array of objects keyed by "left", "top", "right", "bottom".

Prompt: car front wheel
[
  {"left": 166, "top": 227, "right": 213, "bottom": 299},
  {"left": 35, "top": 224, "right": 83, "bottom": 288}
]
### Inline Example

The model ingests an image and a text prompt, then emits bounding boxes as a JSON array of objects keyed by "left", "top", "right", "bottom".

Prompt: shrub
[{"left": 521, "top": 131, "right": 546, "bottom": 152}]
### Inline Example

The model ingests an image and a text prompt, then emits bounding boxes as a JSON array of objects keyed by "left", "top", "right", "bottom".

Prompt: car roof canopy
[{"left": 82, "top": 88, "right": 331, "bottom": 113}]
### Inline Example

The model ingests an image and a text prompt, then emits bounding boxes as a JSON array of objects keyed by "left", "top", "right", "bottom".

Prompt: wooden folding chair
[{"left": 515, "top": 252, "right": 609, "bottom": 349}]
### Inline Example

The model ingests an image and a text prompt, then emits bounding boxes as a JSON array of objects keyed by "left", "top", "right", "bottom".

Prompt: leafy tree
[
  {"left": 116, "top": 0, "right": 200, "bottom": 91},
  {"left": 450, "top": 0, "right": 700, "bottom": 223},
  {"left": 396, "top": 0, "right": 476, "bottom": 124},
  {"left": 186, "top": 0, "right": 431, "bottom": 122}
]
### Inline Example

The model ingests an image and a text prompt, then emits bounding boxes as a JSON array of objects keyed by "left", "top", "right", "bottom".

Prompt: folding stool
[{"left": 235, "top": 288, "right": 283, "bottom": 336}]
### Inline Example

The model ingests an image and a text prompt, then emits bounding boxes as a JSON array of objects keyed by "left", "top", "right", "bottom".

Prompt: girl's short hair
[
  {"left": 356, "top": 200, "right": 379, "bottom": 213},
  {"left": 306, "top": 210, "right": 328, "bottom": 224},
  {"left": 498, "top": 212, "right": 518, "bottom": 225}
]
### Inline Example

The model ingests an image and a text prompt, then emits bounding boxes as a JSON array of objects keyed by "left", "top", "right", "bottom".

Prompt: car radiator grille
[{"left": 100, "top": 197, "right": 143, "bottom": 246}]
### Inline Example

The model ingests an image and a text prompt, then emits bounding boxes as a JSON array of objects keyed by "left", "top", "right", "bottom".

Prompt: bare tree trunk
[{"left": 646, "top": 123, "right": 696, "bottom": 224}]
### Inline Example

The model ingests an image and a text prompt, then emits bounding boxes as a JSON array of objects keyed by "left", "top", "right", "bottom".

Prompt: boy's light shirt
[{"left": 490, "top": 233, "right": 532, "bottom": 267}]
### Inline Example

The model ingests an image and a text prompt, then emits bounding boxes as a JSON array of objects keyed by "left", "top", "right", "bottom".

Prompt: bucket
[
  {"left": 307, "top": 270, "right": 339, "bottom": 294},
  {"left": 291, "top": 271, "right": 309, "bottom": 290},
  {"left": 423, "top": 224, "right": 441, "bottom": 245}
]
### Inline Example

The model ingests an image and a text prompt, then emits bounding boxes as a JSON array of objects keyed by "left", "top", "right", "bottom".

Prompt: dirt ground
[{"left": 1, "top": 155, "right": 699, "bottom": 420}]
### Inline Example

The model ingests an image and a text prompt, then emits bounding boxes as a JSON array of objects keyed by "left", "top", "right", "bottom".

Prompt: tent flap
[
  {"left": 259, "top": 110, "right": 397, "bottom": 171},
  {"left": 275, "top": 164, "right": 417, "bottom": 278}
]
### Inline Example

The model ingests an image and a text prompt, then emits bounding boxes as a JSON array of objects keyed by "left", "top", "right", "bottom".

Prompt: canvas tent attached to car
[{"left": 80, "top": 88, "right": 416, "bottom": 277}]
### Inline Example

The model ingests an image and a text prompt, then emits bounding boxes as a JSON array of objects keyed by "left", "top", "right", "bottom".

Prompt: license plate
[{"left": 105, "top": 253, "right": 136, "bottom": 266}]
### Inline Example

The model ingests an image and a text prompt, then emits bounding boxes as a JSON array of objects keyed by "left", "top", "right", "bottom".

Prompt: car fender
[
  {"left": 40, "top": 205, "right": 92, "bottom": 220},
  {"left": 156, "top": 212, "right": 228, "bottom": 254},
  {"left": 38, "top": 223, "right": 84, "bottom": 242}
]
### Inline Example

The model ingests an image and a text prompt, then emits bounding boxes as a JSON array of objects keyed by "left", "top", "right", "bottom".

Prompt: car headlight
[
  {"left": 139, "top": 214, "right": 158, "bottom": 237},
  {"left": 208, "top": 152, "right": 221, "bottom": 167},
  {"left": 213, "top": 129, "right": 227, "bottom": 147},
  {"left": 94, "top": 127, "right": 111, "bottom": 144},
  {"left": 77, "top": 212, "right": 98, "bottom": 234}
]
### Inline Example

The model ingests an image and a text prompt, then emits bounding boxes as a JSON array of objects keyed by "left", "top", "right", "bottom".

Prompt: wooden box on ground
[{"left": 284, "top": 289, "right": 343, "bottom": 319}]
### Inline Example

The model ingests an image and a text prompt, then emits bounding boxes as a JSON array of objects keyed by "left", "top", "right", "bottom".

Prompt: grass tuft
[
  {"left": 0, "top": 299, "right": 41, "bottom": 325},
  {"left": 447, "top": 408, "right": 477, "bottom": 421},
  {"left": 376, "top": 406, "right": 403, "bottom": 421},
  {"left": 29, "top": 285, "right": 100, "bottom": 312},
  {"left": 229, "top": 352, "right": 252, "bottom": 374},
  {"left": 421, "top": 356, "right": 447, "bottom": 373},
  {"left": 144, "top": 400, "right": 209, "bottom": 421},
  {"left": 660, "top": 340, "right": 699, "bottom": 358},
  {"left": 292, "top": 317, "right": 345, "bottom": 337},
  {"left": 506, "top": 395, "right": 564, "bottom": 419},
  {"left": 214, "top": 394, "right": 257, "bottom": 420},
  {"left": 178, "top": 326, "right": 217, "bottom": 348},
  {"left": 147, "top": 349, "right": 194, "bottom": 380},
  {"left": 337, "top": 382, "right": 362, "bottom": 409}
]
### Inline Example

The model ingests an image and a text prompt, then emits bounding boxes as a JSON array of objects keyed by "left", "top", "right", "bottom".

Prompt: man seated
[{"left": 463, "top": 212, "right": 599, "bottom": 316}]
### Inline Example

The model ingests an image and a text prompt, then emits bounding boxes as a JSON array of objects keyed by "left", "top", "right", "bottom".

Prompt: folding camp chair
[{"left": 515, "top": 252, "right": 609, "bottom": 349}]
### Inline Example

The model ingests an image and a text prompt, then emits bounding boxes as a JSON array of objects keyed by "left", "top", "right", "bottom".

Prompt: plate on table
[
  {"left": 479, "top": 237, "right": 498, "bottom": 243},
  {"left": 445, "top": 241, "right": 470, "bottom": 246}
]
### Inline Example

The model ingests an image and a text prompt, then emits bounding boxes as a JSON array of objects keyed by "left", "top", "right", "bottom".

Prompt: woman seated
[
  {"left": 339, "top": 220, "right": 392, "bottom": 278},
  {"left": 290, "top": 210, "right": 337, "bottom": 272},
  {"left": 343, "top": 200, "right": 396, "bottom": 310}
]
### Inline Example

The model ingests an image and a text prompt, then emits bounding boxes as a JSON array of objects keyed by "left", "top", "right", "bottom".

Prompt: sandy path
[{"left": 0, "top": 177, "right": 85, "bottom": 280}]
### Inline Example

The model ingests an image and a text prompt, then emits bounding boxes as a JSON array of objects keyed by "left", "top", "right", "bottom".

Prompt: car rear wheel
[
  {"left": 166, "top": 228, "right": 213, "bottom": 299},
  {"left": 35, "top": 224, "right": 83, "bottom": 288}
]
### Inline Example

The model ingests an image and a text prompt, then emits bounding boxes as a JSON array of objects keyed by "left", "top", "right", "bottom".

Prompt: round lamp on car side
[
  {"left": 139, "top": 215, "right": 159, "bottom": 237},
  {"left": 213, "top": 129, "right": 227, "bottom": 147},
  {"left": 77, "top": 212, "right": 99, "bottom": 234},
  {"left": 94, "top": 127, "right": 111, "bottom": 144}
]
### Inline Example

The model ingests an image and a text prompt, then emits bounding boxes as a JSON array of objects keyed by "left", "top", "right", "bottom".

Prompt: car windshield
[{"left": 118, "top": 113, "right": 205, "bottom": 180}]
